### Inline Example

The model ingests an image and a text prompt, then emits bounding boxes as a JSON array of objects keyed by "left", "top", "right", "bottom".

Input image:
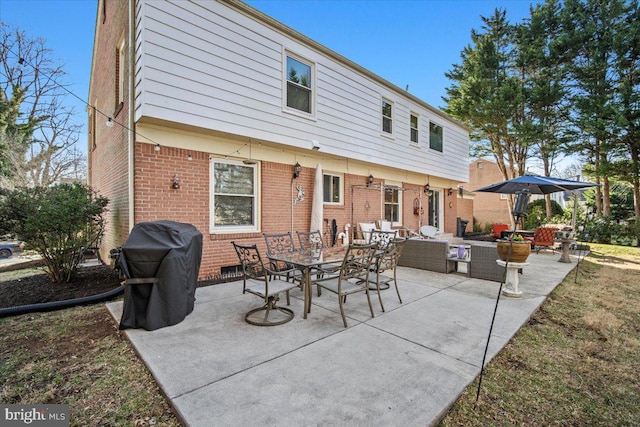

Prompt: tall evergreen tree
[
  {"left": 561, "top": 0, "right": 627, "bottom": 216},
  {"left": 444, "top": 9, "right": 532, "bottom": 227},
  {"left": 515, "top": 0, "right": 572, "bottom": 218}
]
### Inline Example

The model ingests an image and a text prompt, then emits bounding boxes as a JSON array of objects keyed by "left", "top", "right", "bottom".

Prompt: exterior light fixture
[
  {"left": 187, "top": 154, "right": 193, "bottom": 161},
  {"left": 458, "top": 186, "right": 463, "bottom": 197},
  {"left": 424, "top": 183, "right": 432, "bottom": 196},
  {"left": 293, "top": 162, "right": 301, "bottom": 179},
  {"left": 154, "top": 143, "right": 161, "bottom": 152},
  {"left": 367, "top": 174, "right": 374, "bottom": 187},
  {"left": 243, "top": 140, "right": 257, "bottom": 165},
  {"left": 172, "top": 175, "right": 180, "bottom": 189},
  {"left": 106, "top": 117, "right": 115, "bottom": 128},
  {"left": 447, "top": 187, "right": 453, "bottom": 196}
]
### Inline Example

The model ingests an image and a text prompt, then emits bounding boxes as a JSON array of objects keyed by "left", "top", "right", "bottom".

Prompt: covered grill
[{"left": 118, "top": 221, "right": 203, "bottom": 330}]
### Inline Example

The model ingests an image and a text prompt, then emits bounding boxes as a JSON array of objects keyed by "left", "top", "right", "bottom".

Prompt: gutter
[{"left": 128, "top": 0, "right": 136, "bottom": 231}]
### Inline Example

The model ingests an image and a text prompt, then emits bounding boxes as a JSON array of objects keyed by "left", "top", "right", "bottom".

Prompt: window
[
  {"left": 382, "top": 99, "right": 393, "bottom": 134},
  {"left": 115, "top": 37, "right": 126, "bottom": 113},
  {"left": 285, "top": 54, "right": 313, "bottom": 114},
  {"left": 429, "top": 122, "right": 443, "bottom": 152},
  {"left": 323, "top": 173, "right": 343, "bottom": 204},
  {"left": 210, "top": 160, "right": 259, "bottom": 232},
  {"left": 410, "top": 114, "right": 419, "bottom": 143},
  {"left": 384, "top": 183, "right": 402, "bottom": 224}
]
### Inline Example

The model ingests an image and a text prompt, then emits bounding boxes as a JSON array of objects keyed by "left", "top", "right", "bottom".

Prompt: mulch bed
[{"left": 0, "top": 260, "right": 122, "bottom": 309}]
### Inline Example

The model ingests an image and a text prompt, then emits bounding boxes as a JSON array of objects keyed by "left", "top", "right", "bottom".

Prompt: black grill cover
[{"left": 118, "top": 221, "right": 203, "bottom": 331}]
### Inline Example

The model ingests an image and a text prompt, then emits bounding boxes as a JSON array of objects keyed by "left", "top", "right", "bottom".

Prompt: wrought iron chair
[
  {"left": 232, "top": 242, "right": 301, "bottom": 326},
  {"left": 296, "top": 230, "right": 340, "bottom": 295},
  {"left": 311, "top": 244, "right": 377, "bottom": 327},
  {"left": 263, "top": 232, "right": 301, "bottom": 283},
  {"left": 370, "top": 230, "right": 397, "bottom": 249},
  {"left": 296, "top": 230, "right": 325, "bottom": 250},
  {"left": 368, "top": 238, "right": 406, "bottom": 312}
]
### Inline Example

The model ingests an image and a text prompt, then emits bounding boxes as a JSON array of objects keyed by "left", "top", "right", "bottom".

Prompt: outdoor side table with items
[{"left": 114, "top": 220, "right": 203, "bottom": 331}]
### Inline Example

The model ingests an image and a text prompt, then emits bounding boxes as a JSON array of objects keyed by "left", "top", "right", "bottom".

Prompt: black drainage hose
[{"left": 0, "top": 286, "right": 125, "bottom": 318}]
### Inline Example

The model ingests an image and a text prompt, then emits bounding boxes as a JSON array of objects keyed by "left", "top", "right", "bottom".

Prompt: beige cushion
[{"left": 358, "top": 222, "right": 376, "bottom": 243}]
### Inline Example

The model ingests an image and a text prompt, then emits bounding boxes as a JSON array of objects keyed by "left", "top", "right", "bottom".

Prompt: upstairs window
[
  {"left": 410, "top": 113, "right": 419, "bottom": 143},
  {"left": 429, "top": 122, "right": 443, "bottom": 152},
  {"left": 115, "top": 37, "right": 126, "bottom": 114},
  {"left": 323, "top": 173, "right": 343, "bottom": 204},
  {"left": 286, "top": 55, "right": 313, "bottom": 114},
  {"left": 382, "top": 99, "right": 393, "bottom": 134}
]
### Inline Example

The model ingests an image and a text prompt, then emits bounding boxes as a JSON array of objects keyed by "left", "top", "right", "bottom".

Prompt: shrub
[
  {"left": 524, "top": 198, "right": 565, "bottom": 230},
  {"left": 0, "top": 183, "right": 109, "bottom": 283}
]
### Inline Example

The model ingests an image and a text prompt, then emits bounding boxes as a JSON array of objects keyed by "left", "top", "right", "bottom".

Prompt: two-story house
[{"left": 88, "top": 0, "right": 470, "bottom": 278}]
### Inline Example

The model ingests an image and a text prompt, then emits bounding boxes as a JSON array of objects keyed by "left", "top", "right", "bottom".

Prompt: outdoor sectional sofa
[{"left": 397, "top": 238, "right": 456, "bottom": 273}]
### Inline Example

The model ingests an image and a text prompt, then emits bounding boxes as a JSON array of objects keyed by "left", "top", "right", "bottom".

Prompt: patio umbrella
[
  {"left": 310, "top": 164, "right": 323, "bottom": 233},
  {"left": 474, "top": 174, "right": 599, "bottom": 195}
]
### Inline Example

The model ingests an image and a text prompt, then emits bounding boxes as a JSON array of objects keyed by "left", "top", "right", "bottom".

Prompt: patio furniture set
[{"left": 232, "top": 229, "right": 407, "bottom": 327}]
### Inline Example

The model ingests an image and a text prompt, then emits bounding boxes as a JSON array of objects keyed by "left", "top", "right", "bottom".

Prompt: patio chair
[
  {"left": 297, "top": 230, "right": 340, "bottom": 294},
  {"left": 419, "top": 225, "right": 442, "bottom": 239},
  {"left": 490, "top": 224, "right": 509, "bottom": 239},
  {"left": 296, "top": 230, "right": 325, "bottom": 250},
  {"left": 232, "top": 242, "right": 301, "bottom": 326},
  {"left": 311, "top": 243, "right": 377, "bottom": 327},
  {"left": 531, "top": 227, "right": 558, "bottom": 254},
  {"left": 368, "top": 238, "right": 406, "bottom": 312},
  {"left": 370, "top": 230, "right": 397, "bottom": 249},
  {"left": 263, "top": 232, "right": 301, "bottom": 284}
]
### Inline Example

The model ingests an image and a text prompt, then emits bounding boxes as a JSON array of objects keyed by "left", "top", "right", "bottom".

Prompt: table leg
[{"left": 303, "top": 266, "right": 311, "bottom": 319}]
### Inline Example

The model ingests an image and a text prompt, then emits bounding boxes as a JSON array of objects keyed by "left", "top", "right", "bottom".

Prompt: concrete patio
[{"left": 106, "top": 247, "right": 582, "bottom": 426}]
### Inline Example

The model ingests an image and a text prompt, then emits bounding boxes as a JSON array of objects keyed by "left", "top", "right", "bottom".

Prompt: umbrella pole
[{"left": 475, "top": 241, "right": 511, "bottom": 405}]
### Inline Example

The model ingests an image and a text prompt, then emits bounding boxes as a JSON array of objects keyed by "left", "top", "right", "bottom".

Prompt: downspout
[{"left": 128, "top": 0, "right": 136, "bottom": 231}]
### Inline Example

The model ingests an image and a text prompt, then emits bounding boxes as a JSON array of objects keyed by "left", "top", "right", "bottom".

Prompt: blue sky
[{"left": 1, "top": 0, "right": 544, "bottom": 155}]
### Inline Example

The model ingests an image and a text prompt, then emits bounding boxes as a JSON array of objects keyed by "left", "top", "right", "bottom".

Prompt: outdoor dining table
[{"left": 268, "top": 246, "right": 347, "bottom": 319}]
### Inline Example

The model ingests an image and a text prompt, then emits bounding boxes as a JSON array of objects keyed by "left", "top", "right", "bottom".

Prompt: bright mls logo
[{"left": 1, "top": 405, "right": 69, "bottom": 426}]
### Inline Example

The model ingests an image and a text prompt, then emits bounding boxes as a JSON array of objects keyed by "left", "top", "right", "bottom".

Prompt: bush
[
  {"left": 0, "top": 183, "right": 109, "bottom": 283},
  {"left": 524, "top": 198, "right": 565, "bottom": 230}
]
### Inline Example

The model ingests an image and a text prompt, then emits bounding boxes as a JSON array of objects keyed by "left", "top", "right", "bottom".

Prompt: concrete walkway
[{"left": 106, "top": 249, "right": 582, "bottom": 426}]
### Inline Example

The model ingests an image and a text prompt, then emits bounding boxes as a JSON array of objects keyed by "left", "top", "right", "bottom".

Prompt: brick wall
[
  {"left": 131, "top": 149, "right": 447, "bottom": 279},
  {"left": 468, "top": 158, "right": 511, "bottom": 228},
  {"left": 88, "top": 0, "right": 131, "bottom": 260}
]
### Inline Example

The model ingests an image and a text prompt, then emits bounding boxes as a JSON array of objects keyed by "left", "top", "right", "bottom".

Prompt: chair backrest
[
  {"left": 340, "top": 244, "right": 377, "bottom": 281},
  {"left": 370, "top": 230, "right": 397, "bottom": 249},
  {"left": 491, "top": 224, "right": 509, "bottom": 238},
  {"left": 534, "top": 227, "right": 557, "bottom": 244},
  {"left": 297, "top": 230, "right": 325, "bottom": 250},
  {"left": 232, "top": 242, "right": 266, "bottom": 282},
  {"left": 263, "top": 232, "right": 296, "bottom": 256},
  {"left": 420, "top": 225, "right": 440, "bottom": 238},
  {"left": 376, "top": 238, "right": 406, "bottom": 272}
]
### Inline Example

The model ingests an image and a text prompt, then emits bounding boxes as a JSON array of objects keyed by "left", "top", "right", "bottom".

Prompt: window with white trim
[
  {"left": 323, "top": 172, "right": 343, "bottom": 204},
  {"left": 210, "top": 160, "right": 259, "bottom": 232},
  {"left": 384, "top": 182, "right": 402, "bottom": 225},
  {"left": 382, "top": 99, "right": 393, "bottom": 134},
  {"left": 410, "top": 113, "right": 419, "bottom": 143},
  {"left": 429, "top": 121, "right": 443, "bottom": 152},
  {"left": 115, "top": 37, "right": 126, "bottom": 112},
  {"left": 285, "top": 54, "right": 313, "bottom": 114}
]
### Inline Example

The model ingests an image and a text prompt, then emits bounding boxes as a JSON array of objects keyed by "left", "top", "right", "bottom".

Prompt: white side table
[{"left": 496, "top": 260, "right": 529, "bottom": 298}]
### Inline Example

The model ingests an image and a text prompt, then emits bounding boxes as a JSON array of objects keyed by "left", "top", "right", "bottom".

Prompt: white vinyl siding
[{"left": 134, "top": 0, "right": 469, "bottom": 183}]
